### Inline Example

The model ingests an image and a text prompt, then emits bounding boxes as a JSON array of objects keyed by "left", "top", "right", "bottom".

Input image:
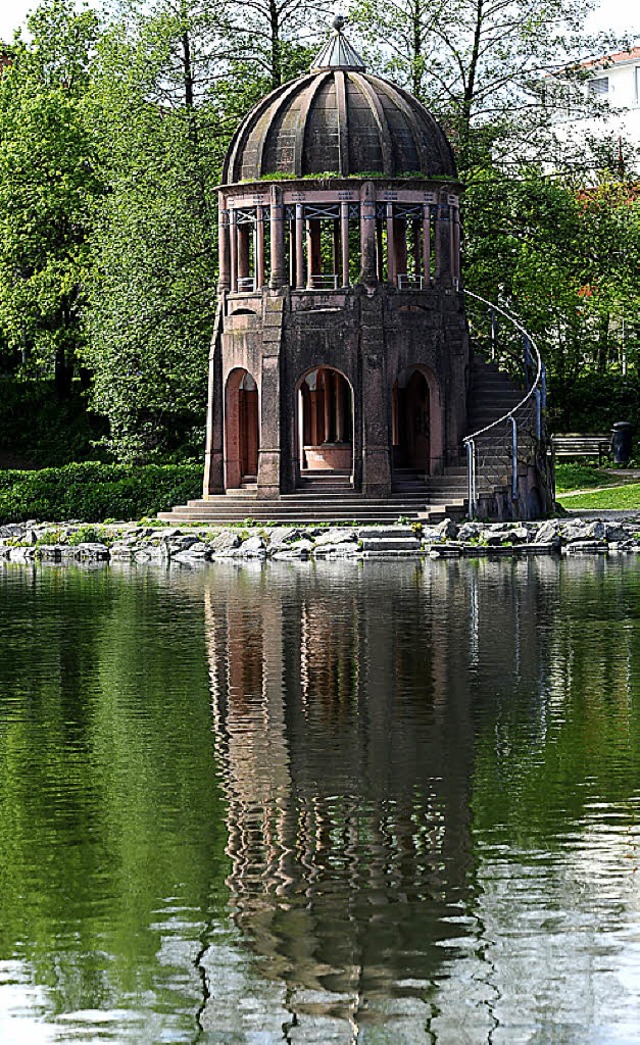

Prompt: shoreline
[{"left": 2, "top": 515, "right": 640, "bottom": 566}]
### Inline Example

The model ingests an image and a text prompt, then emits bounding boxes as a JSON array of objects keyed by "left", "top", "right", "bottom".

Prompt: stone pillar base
[
  {"left": 203, "top": 452, "right": 224, "bottom": 496},
  {"left": 257, "top": 449, "right": 281, "bottom": 495},
  {"left": 362, "top": 448, "right": 392, "bottom": 497}
]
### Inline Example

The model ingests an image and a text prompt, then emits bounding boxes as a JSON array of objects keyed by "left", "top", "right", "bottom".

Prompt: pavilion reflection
[{"left": 201, "top": 558, "right": 555, "bottom": 1037}]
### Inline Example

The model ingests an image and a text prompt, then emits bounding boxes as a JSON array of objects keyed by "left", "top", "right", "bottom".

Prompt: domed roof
[{"left": 222, "top": 23, "right": 456, "bottom": 184}]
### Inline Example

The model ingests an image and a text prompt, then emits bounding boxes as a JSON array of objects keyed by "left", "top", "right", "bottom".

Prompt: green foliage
[
  {"left": 463, "top": 169, "right": 640, "bottom": 394},
  {"left": 550, "top": 370, "right": 640, "bottom": 435},
  {"left": 83, "top": 5, "right": 221, "bottom": 461},
  {"left": 0, "top": 376, "right": 105, "bottom": 466},
  {"left": 349, "top": 0, "right": 619, "bottom": 171},
  {"left": 0, "top": 0, "right": 105, "bottom": 395},
  {"left": 0, "top": 462, "right": 201, "bottom": 523}
]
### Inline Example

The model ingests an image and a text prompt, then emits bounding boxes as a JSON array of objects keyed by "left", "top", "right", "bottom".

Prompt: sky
[{"left": 1, "top": 0, "right": 640, "bottom": 46}]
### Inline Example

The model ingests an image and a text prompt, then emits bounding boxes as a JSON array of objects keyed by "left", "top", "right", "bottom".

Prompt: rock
[
  {"left": 272, "top": 539, "right": 314, "bottom": 560},
  {"left": 109, "top": 541, "right": 135, "bottom": 560},
  {"left": 314, "top": 541, "right": 359, "bottom": 558},
  {"left": 357, "top": 526, "right": 416, "bottom": 540},
  {"left": 172, "top": 542, "right": 209, "bottom": 565},
  {"left": 209, "top": 531, "right": 242, "bottom": 555},
  {"left": 436, "top": 518, "right": 458, "bottom": 539},
  {"left": 313, "top": 527, "right": 356, "bottom": 547},
  {"left": 533, "top": 520, "right": 563, "bottom": 546},
  {"left": 75, "top": 543, "right": 110, "bottom": 561},
  {"left": 240, "top": 535, "right": 267, "bottom": 557},
  {"left": 163, "top": 534, "right": 200, "bottom": 552},
  {"left": 267, "top": 527, "right": 307, "bottom": 548},
  {"left": 563, "top": 540, "right": 608, "bottom": 555},
  {"left": 603, "top": 522, "right": 634, "bottom": 543},
  {"left": 134, "top": 547, "right": 163, "bottom": 563},
  {"left": 359, "top": 537, "right": 421, "bottom": 552},
  {"left": 457, "top": 522, "right": 483, "bottom": 542},
  {"left": 561, "top": 519, "right": 605, "bottom": 543}
]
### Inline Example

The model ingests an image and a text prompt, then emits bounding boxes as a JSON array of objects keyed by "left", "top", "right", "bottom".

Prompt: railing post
[
  {"left": 534, "top": 389, "right": 542, "bottom": 440},
  {"left": 490, "top": 308, "right": 497, "bottom": 362},
  {"left": 510, "top": 417, "right": 518, "bottom": 500},
  {"left": 523, "top": 335, "right": 532, "bottom": 390},
  {"left": 466, "top": 439, "right": 476, "bottom": 518}
]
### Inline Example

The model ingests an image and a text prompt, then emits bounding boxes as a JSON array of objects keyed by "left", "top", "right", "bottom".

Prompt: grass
[
  {"left": 554, "top": 461, "right": 626, "bottom": 494},
  {"left": 557, "top": 484, "right": 640, "bottom": 510}
]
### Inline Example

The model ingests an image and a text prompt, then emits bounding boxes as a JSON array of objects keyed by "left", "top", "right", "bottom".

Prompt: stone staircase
[{"left": 159, "top": 356, "right": 525, "bottom": 525}]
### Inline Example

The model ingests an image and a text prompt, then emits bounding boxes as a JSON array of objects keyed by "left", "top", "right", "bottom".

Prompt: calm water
[{"left": 1, "top": 556, "right": 640, "bottom": 1044}]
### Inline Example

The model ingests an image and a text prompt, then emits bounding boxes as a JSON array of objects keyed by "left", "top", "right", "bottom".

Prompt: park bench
[{"left": 550, "top": 434, "right": 611, "bottom": 466}]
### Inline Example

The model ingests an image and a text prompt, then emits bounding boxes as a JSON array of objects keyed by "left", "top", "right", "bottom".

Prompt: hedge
[{"left": 0, "top": 462, "right": 202, "bottom": 523}]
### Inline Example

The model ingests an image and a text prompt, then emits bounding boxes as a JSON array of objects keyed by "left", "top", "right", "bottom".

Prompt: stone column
[
  {"left": 422, "top": 203, "right": 431, "bottom": 286},
  {"left": 394, "top": 217, "right": 407, "bottom": 281},
  {"left": 307, "top": 220, "right": 322, "bottom": 287},
  {"left": 334, "top": 371, "right": 344, "bottom": 442},
  {"left": 340, "top": 202, "right": 349, "bottom": 287},
  {"left": 360, "top": 295, "right": 391, "bottom": 496},
  {"left": 295, "top": 203, "right": 305, "bottom": 289},
  {"left": 257, "top": 295, "right": 285, "bottom": 496},
  {"left": 255, "top": 205, "right": 265, "bottom": 289},
  {"left": 229, "top": 207, "right": 238, "bottom": 293},
  {"left": 323, "top": 369, "right": 331, "bottom": 443},
  {"left": 217, "top": 194, "right": 230, "bottom": 293},
  {"left": 203, "top": 301, "right": 225, "bottom": 495},
  {"left": 412, "top": 218, "right": 421, "bottom": 284},
  {"left": 238, "top": 224, "right": 251, "bottom": 287},
  {"left": 451, "top": 200, "right": 461, "bottom": 285},
  {"left": 435, "top": 190, "right": 452, "bottom": 285},
  {"left": 359, "top": 182, "right": 377, "bottom": 287},
  {"left": 386, "top": 203, "right": 396, "bottom": 286},
  {"left": 269, "top": 186, "right": 286, "bottom": 289}
]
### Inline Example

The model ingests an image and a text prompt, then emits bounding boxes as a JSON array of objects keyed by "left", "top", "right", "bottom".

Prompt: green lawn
[
  {"left": 554, "top": 462, "right": 626, "bottom": 494},
  {"left": 557, "top": 484, "right": 640, "bottom": 510}
]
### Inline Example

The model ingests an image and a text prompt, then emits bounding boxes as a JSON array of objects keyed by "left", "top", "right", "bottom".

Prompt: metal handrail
[
  {"left": 462, "top": 289, "right": 546, "bottom": 516},
  {"left": 463, "top": 290, "right": 542, "bottom": 439}
]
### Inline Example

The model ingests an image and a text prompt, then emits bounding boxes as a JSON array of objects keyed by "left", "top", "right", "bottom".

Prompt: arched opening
[
  {"left": 225, "top": 368, "right": 259, "bottom": 489},
  {"left": 296, "top": 367, "right": 354, "bottom": 479},
  {"left": 392, "top": 365, "right": 442, "bottom": 476}
]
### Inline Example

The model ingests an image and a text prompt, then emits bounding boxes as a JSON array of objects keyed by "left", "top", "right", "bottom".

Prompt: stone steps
[{"left": 159, "top": 491, "right": 467, "bottom": 525}]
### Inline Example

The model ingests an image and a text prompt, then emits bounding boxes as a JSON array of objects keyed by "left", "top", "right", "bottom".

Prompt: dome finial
[{"left": 310, "top": 14, "right": 366, "bottom": 72}]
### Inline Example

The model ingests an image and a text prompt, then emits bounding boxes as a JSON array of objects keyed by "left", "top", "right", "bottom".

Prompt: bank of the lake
[{"left": 2, "top": 515, "right": 640, "bottom": 565}]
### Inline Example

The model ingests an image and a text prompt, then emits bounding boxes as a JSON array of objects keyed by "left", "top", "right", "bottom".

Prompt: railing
[
  {"left": 397, "top": 273, "right": 424, "bottom": 290},
  {"left": 237, "top": 277, "right": 256, "bottom": 292},
  {"left": 463, "top": 289, "right": 548, "bottom": 518},
  {"left": 307, "top": 273, "right": 339, "bottom": 290}
]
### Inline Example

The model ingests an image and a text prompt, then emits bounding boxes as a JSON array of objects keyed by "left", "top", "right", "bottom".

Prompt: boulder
[
  {"left": 533, "top": 520, "right": 563, "bottom": 547},
  {"left": 209, "top": 531, "right": 242, "bottom": 555},
  {"left": 436, "top": 518, "right": 459, "bottom": 539}
]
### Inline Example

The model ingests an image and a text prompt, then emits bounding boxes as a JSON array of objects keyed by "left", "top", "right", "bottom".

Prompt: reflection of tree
[
  {"left": 472, "top": 557, "right": 640, "bottom": 841},
  {"left": 0, "top": 565, "right": 227, "bottom": 1023},
  {"left": 203, "top": 562, "right": 480, "bottom": 1033}
]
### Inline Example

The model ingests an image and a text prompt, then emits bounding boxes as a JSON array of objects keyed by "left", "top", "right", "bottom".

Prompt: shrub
[{"left": 0, "top": 461, "right": 202, "bottom": 523}]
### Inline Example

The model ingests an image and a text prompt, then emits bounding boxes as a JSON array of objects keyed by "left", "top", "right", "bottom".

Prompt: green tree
[
  {"left": 85, "top": 1, "right": 222, "bottom": 460},
  {"left": 349, "top": 0, "right": 625, "bottom": 171},
  {"left": 462, "top": 167, "right": 640, "bottom": 427},
  {"left": 0, "top": 0, "right": 104, "bottom": 397}
]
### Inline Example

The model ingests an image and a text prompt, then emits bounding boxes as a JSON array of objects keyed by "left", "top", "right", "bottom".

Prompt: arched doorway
[
  {"left": 392, "top": 366, "right": 441, "bottom": 474},
  {"left": 225, "top": 368, "right": 259, "bottom": 489},
  {"left": 296, "top": 367, "right": 354, "bottom": 479}
]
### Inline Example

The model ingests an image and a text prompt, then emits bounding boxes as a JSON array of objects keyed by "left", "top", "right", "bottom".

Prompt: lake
[{"left": 1, "top": 556, "right": 640, "bottom": 1044}]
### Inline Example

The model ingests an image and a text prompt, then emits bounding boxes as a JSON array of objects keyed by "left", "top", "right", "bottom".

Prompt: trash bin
[{"left": 611, "top": 421, "right": 633, "bottom": 464}]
